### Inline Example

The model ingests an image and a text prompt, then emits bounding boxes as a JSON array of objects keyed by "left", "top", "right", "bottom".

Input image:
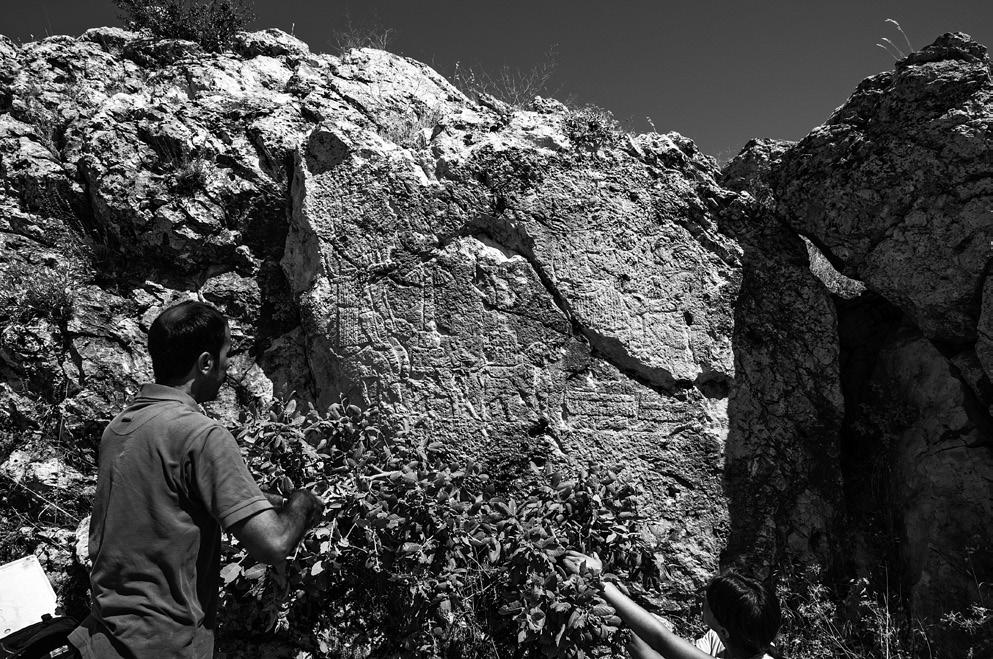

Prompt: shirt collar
[{"left": 138, "top": 383, "right": 202, "bottom": 412}]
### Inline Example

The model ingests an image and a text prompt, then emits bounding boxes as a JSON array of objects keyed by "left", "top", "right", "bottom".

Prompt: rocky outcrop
[
  {"left": 3, "top": 24, "right": 993, "bottom": 643},
  {"left": 0, "top": 28, "right": 751, "bottom": 609},
  {"left": 776, "top": 32, "right": 993, "bottom": 346},
  {"left": 839, "top": 307, "right": 993, "bottom": 623},
  {"left": 774, "top": 32, "right": 993, "bottom": 629}
]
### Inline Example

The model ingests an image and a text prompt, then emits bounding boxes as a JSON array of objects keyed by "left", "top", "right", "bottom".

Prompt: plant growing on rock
[
  {"left": 451, "top": 46, "right": 560, "bottom": 108},
  {"left": 171, "top": 156, "right": 211, "bottom": 196},
  {"left": 775, "top": 562, "right": 993, "bottom": 658},
  {"left": 564, "top": 105, "right": 620, "bottom": 156},
  {"left": 114, "top": 0, "right": 255, "bottom": 52},
  {"left": 0, "top": 248, "right": 91, "bottom": 326},
  {"left": 330, "top": 13, "right": 395, "bottom": 52},
  {"left": 217, "top": 397, "right": 661, "bottom": 658}
]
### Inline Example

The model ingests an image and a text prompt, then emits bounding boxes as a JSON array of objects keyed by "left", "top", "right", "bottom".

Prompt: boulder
[
  {"left": 776, "top": 33, "right": 993, "bottom": 345},
  {"left": 233, "top": 29, "right": 310, "bottom": 60}
]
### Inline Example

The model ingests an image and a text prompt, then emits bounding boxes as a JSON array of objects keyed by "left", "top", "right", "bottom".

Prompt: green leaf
[{"left": 591, "top": 604, "right": 614, "bottom": 617}]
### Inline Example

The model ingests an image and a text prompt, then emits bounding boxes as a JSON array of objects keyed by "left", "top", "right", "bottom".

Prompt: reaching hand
[
  {"left": 289, "top": 488, "right": 325, "bottom": 527},
  {"left": 563, "top": 550, "right": 603, "bottom": 577}
]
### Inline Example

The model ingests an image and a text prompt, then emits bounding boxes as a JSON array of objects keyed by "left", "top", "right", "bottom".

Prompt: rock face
[
  {"left": 0, "top": 28, "right": 748, "bottom": 609},
  {"left": 3, "top": 24, "right": 992, "bottom": 642},
  {"left": 777, "top": 32, "right": 993, "bottom": 346},
  {"left": 774, "top": 32, "right": 993, "bottom": 629},
  {"left": 285, "top": 51, "right": 743, "bottom": 595},
  {"left": 840, "top": 312, "right": 993, "bottom": 622}
]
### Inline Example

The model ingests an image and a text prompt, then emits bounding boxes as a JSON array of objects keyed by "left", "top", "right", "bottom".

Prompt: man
[{"left": 68, "top": 301, "right": 324, "bottom": 658}]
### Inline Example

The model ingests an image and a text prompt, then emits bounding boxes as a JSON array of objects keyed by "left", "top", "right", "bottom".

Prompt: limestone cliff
[
  {"left": 0, "top": 27, "right": 743, "bottom": 611},
  {"left": 0, "top": 25, "right": 990, "bottom": 648}
]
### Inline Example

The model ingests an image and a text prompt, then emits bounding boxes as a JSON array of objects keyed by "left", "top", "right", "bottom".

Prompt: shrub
[
  {"left": 0, "top": 248, "right": 91, "bottom": 326},
  {"left": 217, "top": 397, "right": 661, "bottom": 658},
  {"left": 171, "top": 157, "right": 211, "bottom": 196},
  {"left": 776, "top": 563, "right": 993, "bottom": 658},
  {"left": 564, "top": 105, "right": 620, "bottom": 156},
  {"left": 330, "top": 13, "right": 395, "bottom": 52},
  {"left": 113, "top": 0, "right": 255, "bottom": 52}
]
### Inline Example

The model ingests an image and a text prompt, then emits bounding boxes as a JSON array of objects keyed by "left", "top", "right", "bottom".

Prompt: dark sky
[{"left": 3, "top": 1, "right": 993, "bottom": 158}]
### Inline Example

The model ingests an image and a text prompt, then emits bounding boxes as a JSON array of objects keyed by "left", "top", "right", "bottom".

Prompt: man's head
[
  {"left": 703, "top": 570, "right": 781, "bottom": 657},
  {"left": 147, "top": 301, "right": 230, "bottom": 402}
]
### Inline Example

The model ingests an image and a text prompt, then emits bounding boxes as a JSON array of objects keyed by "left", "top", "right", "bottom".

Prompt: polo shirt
[{"left": 68, "top": 384, "right": 272, "bottom": 658}]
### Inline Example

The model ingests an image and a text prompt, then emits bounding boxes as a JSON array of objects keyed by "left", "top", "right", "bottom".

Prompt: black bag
[{"left": 0, "top": 615, "right": 79, "bottom": 659}]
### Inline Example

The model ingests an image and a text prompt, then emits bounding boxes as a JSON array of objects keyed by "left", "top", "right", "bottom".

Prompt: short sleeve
[
  {"left": 190, "top": 425, "right": 272, "bottom": 529},
  {"left": 695, "top": 629, "right": 723, "bottom": 656}
]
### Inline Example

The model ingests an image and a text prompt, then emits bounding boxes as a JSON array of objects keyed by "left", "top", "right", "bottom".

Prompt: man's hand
[
  {"left": 563, "top": 550, "right": 603, "bottom": 578},
  {"left": 291, "top": 488, "right": 324, "bottom": 526},
  {"left": 229, "top": 488, "right": 325, "bottom": 565}
]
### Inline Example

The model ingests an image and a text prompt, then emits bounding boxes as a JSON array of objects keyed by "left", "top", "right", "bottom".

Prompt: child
[{"left": 564, "top": 551, "right": 781, "bottom": 659}]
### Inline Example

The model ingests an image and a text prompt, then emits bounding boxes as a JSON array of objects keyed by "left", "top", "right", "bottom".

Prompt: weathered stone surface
[
  {"left": 720, "top": 139, "right": 845, "bottom": 571},
  {"left": 769, "top": 34, "right": 993, "bottom": 627},
  {"left": 0, "top": 448, "right": 89, "bottom": 492},
  {"left": 5, "top": 25, "right": 992, "bottom": 635},
  {"left": 776, "top": 33, "right": 993, "bottom": 344},
  {"left": 284, "top": 55, "right": 742, "bottom": 597},
  {"left": 232, "top": 28, "right": 310, "bottom": 60}
]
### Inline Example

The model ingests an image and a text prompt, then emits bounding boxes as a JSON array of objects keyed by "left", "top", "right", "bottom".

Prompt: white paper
[{"left": 0, "top": 555, "right": 58, "bottom": 637}]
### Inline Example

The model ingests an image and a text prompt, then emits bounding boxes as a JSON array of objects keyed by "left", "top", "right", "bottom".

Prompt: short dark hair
[
  {"left": 147, "top": 301, "right": 228, "bottom": 383},
  {"left": 706, "top": 570, "right": 781, "bottom": 656}
]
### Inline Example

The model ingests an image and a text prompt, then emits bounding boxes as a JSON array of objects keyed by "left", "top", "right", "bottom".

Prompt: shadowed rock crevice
[{"left": 720, "top": 138, "right": 846, "bottom": 575}]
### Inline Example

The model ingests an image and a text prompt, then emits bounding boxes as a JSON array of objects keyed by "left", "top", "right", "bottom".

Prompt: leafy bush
[
  {"left": 217, "top": 398, "right": 661, "bottom": 658},
  {"left": 113, "top": 0, "right": 255, "bottom": 52}
]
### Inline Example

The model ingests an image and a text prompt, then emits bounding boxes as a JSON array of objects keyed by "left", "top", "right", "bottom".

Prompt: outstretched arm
[
  {"left": 627, "top": 633, "right": 669, "bottom": 659},
  {"left": 563, "top": 551, "right": 713, "bottom": 659},
  {"left": 229, "top": 488, "right": 324, "bottom": 565}
]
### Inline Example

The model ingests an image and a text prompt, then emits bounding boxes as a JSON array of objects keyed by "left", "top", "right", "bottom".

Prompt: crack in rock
[{"left": 461, "top": 216, "right": 702, "bottom": 397}]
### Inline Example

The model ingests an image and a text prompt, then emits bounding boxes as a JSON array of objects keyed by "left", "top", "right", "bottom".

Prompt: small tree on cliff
[{"left": 113, "top": 0, "right": 254, "bottom": 52}]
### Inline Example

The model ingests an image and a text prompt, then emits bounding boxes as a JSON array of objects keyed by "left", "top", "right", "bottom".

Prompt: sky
[{"left": 2, "top": 1, "right": 993, "bottom": 159}]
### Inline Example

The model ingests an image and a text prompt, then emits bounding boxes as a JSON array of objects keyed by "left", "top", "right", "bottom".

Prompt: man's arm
[
  {"left": 229, "top": 488, "right": 324, "bottom": 565},
  {"left": 563, "top": 551, "right": 713, "bottom": 659},
  {"left": 627, "top": 633, "right": 669, "bottom": 659}
]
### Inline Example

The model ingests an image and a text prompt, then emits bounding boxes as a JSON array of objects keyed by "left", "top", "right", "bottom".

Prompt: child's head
[{"left": 703, "top": 570, "right": 781, "bottom": 657}]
